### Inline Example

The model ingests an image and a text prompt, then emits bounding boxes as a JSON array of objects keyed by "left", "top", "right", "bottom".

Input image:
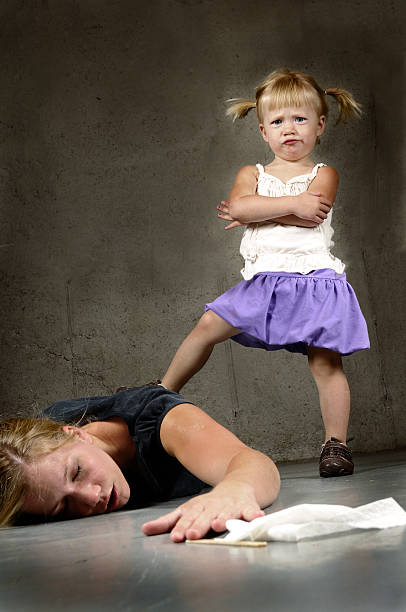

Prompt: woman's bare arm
[{"left": 141, "top": 403, "right": 280, "bottom": 542}]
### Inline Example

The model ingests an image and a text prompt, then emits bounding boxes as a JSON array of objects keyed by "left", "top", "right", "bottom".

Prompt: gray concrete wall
[{"left": 0, "top": 0, "right": 405, "bottom": 461}]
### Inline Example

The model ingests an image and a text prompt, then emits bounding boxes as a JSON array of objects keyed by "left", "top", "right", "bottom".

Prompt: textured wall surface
[{"left": 0, "top": 0, "right": 405, "bottom": 460}]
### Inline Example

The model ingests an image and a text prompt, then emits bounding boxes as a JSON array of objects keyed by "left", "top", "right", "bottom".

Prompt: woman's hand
[
  {"left": 141, "top": 481, "right": 264, "bottom": 542},
  {"left": 217, "top": 200, "right": 245, "bottom": 230}
]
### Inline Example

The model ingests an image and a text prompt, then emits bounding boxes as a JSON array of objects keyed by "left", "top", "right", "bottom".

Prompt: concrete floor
[{"left": 2, "top": 450, "right": 406, "bottom": 612}]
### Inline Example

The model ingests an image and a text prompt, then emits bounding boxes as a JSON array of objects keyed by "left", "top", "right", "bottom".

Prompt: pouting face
[
  {"left": 259, "top": 105, "right": 325, "bottom": 162},
  {"left": 22, "top": 432, "right": 131, "bottom": 520}
]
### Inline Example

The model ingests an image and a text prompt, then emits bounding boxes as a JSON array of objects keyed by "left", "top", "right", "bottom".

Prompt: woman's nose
[{"left": 71, "top": 483, "right": 102, "bottom": 514}]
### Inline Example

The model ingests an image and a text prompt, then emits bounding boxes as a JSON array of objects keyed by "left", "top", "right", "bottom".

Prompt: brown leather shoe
[{"left": 319, "top": 437, "right": 354, "bottom": 477}]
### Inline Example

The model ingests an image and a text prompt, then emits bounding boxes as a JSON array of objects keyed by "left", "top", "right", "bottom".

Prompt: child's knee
[
  {"left": 195, "top": 310, "right": 228, "bottom": 342},
  {"left": 196, "top": 310, "right": 218, "bottom": 335},
  {"left": 308, "top": 349, "right": 343, "bottom": 379}
]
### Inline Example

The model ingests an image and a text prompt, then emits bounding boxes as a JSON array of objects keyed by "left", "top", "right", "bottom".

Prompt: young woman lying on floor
[{"left": 0, "top": 382, "right": 280, "bottom": 542}]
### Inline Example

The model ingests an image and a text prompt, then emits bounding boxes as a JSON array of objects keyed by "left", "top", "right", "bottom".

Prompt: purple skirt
[{"left": 205, "top": 269, "right": 370, "bottom": 356}]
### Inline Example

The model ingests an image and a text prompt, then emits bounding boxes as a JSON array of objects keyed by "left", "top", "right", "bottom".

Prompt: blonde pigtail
[
  {"left": 226, "top": 98, "right": 257, "bottom": 121},
  {"left": 325, "top": 88, "right": 362, "bottom": 123}
]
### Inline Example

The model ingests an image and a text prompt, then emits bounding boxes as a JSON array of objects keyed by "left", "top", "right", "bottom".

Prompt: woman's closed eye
[
  {"left": 72, "top": 465, "right": 81, "bottom": 481},
  {"left": 53, "top": 465, "right": 81, "bottom": 517}
]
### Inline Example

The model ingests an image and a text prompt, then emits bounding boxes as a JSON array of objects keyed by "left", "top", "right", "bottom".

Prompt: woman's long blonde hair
[
  {"left": 227, "top": 68, "right": 361, "bottom": 125},
  {"left": 0, "top": 418, "right": 71, "bottom": 526}
]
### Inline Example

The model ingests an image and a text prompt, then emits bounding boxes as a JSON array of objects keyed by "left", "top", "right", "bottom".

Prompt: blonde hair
[
  {"left": 227, "top": 68, "right": 362, "bottom": 125},
  {"left": 0, "top": 418, "right": 71, "bottom": 527}
]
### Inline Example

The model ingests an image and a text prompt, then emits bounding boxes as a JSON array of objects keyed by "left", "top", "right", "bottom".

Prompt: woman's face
[{"left": 22, "top": 429, "right": 131, "bottom": 519}]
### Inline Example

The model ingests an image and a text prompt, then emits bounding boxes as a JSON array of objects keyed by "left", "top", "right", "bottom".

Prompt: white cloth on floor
[{"left": 222, "top": 498, "right": 406, "bottom": 543}]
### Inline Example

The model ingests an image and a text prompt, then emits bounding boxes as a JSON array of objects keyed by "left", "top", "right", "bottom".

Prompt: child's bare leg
[
  {"left": 307, "top": 346, "right": 350, "bottom": 443},
  {"left": 162, "top": 310, "right": 240, "bottom": 392}
]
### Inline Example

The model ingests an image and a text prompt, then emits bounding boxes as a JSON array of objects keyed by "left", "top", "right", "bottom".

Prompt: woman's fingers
[
  {"left": 141, "top": 508, "right": 182, "bottom": 536},
  {"left": 142, "top": 489, "right": 266, "bottom": 543},
  {"left": 170, "top": 499, "right": 218, "bottom": 542},
  {"left": 171, "top": 496, "right": 263, "bottom": 542},
  {"left": 241, "top": 506, "right": 265, "bottom": 522},
  {"left": 141, "top": 497, "right": 226, "bottom": 541},
  {"left": 211, "top": 505, "right": 264, "bottom": 532}
]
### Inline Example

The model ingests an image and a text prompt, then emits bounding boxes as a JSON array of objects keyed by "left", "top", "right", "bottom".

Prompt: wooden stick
[{"left": 186, "top": 538, "right": 267, "bottom": 547}]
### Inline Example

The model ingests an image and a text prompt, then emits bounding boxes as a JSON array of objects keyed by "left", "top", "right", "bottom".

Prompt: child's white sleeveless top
[{"left": 239, "top": 163, "right": 345, "bottom": 280}]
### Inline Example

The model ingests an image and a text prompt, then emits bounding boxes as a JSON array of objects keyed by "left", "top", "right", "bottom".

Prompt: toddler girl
[{"left": 161, "top": 68, "right": 370, "bottom": 477}]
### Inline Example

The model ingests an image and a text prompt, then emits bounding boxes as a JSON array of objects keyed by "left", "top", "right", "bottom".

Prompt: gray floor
[{"left": 2, "top": 450, "right": 406, "bottom": 612}]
